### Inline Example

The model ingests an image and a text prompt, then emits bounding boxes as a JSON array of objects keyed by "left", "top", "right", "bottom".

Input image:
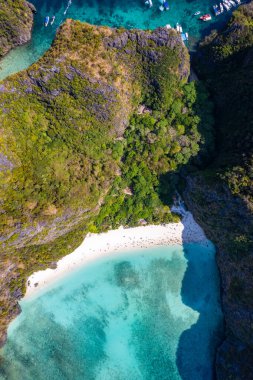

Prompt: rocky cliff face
[
  {"left": 184, "top": 175, "right": 253, "bottom": 379},
  {"left": 188, "top": 3, "right": 253, "bottom": 378},
  {"left": 0, "top": 20, "right": 194, "bottom": 346},
  {"left": 0, "top": 0, "right": 35, "bottom": 58}
]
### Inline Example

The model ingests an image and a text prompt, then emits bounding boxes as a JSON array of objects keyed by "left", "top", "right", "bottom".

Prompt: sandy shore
[{"left": 25, "top": 211, "right": 210, "bottom": 299}]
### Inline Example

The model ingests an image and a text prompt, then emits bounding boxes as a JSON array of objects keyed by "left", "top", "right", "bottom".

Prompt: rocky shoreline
[{"left": 0, "top": 0, "right": 35, "bottom": 59}]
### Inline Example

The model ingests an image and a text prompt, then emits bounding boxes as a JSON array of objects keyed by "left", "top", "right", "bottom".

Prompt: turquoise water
[
  {"left": 0, "top": 244, "right": 223, "bottom": 380},
  {"left": 0, "top": 0, "right": 235, "bottom": 80}
]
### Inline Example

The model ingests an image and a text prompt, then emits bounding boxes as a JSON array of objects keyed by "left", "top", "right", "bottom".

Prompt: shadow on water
[{"left": 176, "top": 220, "right": 224, "bottom": 380}]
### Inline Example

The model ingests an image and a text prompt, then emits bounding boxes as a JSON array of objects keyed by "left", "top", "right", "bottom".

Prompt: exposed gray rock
[{"left": 0, "top": 153, "right": 14, "bottom": 172}]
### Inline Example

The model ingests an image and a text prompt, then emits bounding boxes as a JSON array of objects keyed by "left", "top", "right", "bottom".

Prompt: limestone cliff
[
  {"left": 187, "top": 3, "right": 253, "bottom": 378},
  {"left": 0, "top": 0, "right": 35, "bottom": 58},
  {"left": 184, "top": 175, "right": 253, "bottom": 379}
]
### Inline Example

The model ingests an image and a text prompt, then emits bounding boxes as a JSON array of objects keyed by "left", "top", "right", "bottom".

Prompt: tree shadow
[{"left": 176, "top": 215, "right": 224, "bottom": 380}]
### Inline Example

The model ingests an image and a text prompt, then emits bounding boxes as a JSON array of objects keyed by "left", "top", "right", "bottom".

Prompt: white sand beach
[{"left": 25, "top": 211, "right": 210, "bottom": 298}]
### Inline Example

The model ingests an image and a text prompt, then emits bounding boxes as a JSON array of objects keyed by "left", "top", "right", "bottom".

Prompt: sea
[
  {"left": 0, "top": 243, "right": 223, "bottom": 380},
  {"left": 0, "top": 0, "right": 236, "bottom": 80}
]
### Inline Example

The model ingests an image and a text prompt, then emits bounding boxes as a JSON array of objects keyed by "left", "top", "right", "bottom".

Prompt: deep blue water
[
  {"left": 0, "top": 0, "right": 236, "bottom": 80},
  {"left": 0, "top": 244, "right": 223, "bottom": 380}
]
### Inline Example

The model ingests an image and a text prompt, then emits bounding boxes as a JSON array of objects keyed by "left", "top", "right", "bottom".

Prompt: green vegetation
[
  {"left": 196, "top": 3, "right": 253, "bottom": 205},
  {"left": 0, "top": 8, "right": 252, "bottom": 377},
  {"left": 185, "top": 5, "right": 253, "bottom": 377},
  {"left": 0, "top": 0, "right": 34, "bottom": 58},
  {"left": 96, "top": 81, "right": 214, "bottom": 229},
  {"left": 0, "top": 21, "right": 215, "bottom": 346},
  {"left": 189, "top": 1, "right": 253, "bottom": 262}
]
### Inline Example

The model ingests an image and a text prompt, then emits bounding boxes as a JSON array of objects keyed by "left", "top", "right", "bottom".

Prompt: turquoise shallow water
[
  {"left": 0, "top": 243, "right": 223, "bottom": 380},
  {"left": 0, "top": 0, "right": 236, "bottom": 80}
]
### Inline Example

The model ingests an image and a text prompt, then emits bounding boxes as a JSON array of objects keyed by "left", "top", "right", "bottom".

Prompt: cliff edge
[{"left": 187, "top": 3, "right": 253, "bottom": 378}]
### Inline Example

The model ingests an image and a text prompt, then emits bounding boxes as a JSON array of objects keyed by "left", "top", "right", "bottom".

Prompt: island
[{"left": 0, "top": 2, "right": 252, "bottom": 379}]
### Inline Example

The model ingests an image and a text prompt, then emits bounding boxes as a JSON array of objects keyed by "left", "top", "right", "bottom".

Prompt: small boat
[
  {"left": 159, "top": 0, "right": 170, "bottom": 12},
  {"left": 159, "top": 0, "right": 168, "bottom": 11},
  {"left": 64, "top": 0, "right": 72, "bottom": 14},
  {"left": 163, "top": 1, "right": 169, "bottom": 10},
  {"left": 220, "top": 3, "right": 224, "bottom": 12},
  {"left": 145, "top": 0, "right": 153, "bottom": 7},
  {"left": 176, "top": 23, "right": 183, "bottom": 32},
  {"left": 199, "top": 14, "right": 212, "bottom": 21},
  {"left": 165, "top": 24, "right": 172, "bottom": 29},
  {"left": 181, "top": 32, "right": 189, "bottom": 42},
  {"left": 44, "top": 16, "right": 50, "bottom": 27},
  {"left": 225, "top": 0, "right": 232, "bottom": 7},
  {"left": 230, "top": 0, "right": 236, "bottom": 6},
  {"left": 223, "top": 1, "right": 230, "bottom": 10},
  {"left": 194, "top": 11, "right": 201, "bottom": 15},
  {"left": 50, "top": 16, "right": 55, "bottom": 25},
  {"left": 213, "top": 4, "right": 221, "bottom": 16}
]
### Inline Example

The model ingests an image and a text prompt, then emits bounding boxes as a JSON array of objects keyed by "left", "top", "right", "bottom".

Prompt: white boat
[
  {"left": 199, "top": 14, "right": 212, "bottom": 21},
  {"left": 64, "top": 0, "right": 72, "bottom": 15},
  {"left": 163, "top": 1, "right": 169, "bottom": 11},
  {"left": 145, "top": 0, "right": 153, "bottom": 7},
  {"left": 227, "top": 0, "right": 234, "bottom": 7},
  {"left": 213, "top": 4, "right": 221, "bottom": 16},
  {"left": 50, "top": 16, "right": 55, "bottom": 25},
  {"left": 220, "top": 3, "right": 224, "bottom": 12},
  {"left": 229, "top": 0, "right": 236, "bottom": 6},
  {"left": 194, "top": 11, "right": 201, "bottom": 15},
  {"left": 44, "top": 16, "right": 50, "bottom": 27},
  {"left": 222, "top": 1, "right": 229, "bottom": 10},
  {"left": 165, "top": 24, "right": 172, "bottom": 29},
  {"left": 159, "top": 0, "right": 169, "bottom": 10},
  {"left": 181, "top": 32, "right": 188, "bottom": 42},
  {"left": 176, "top": 23, "right": 182, "bottom": 32},
  {"left": 223, "top": 1, "right": 231, "bottom": 10}
]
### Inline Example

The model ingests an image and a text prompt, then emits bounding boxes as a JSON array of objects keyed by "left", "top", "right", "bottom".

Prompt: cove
[
  {"left": 0, "top": 244, "right": 223, "bottom": 380},
  {"left": 0, "top": 0, "right": 234, "bottom": 80}
]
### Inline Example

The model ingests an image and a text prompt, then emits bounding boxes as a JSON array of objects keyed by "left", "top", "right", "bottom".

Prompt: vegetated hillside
[
  {"left": 0, "top": 0, "right": 35, "bottom": 58},
  {"left": 186, "top": 3, "right": 253, "bottom": 379},
  {"left": 0, "top": 20, "right": 214, "bottom": 346}
]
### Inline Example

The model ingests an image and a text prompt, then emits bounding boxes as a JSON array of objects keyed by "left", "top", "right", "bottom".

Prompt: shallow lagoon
[
  {"left": 0, "top": 0, "right": 235, "bottom": 80},
  {"left": 0, "top": 244, "right": 223, "bottom": 380}
]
